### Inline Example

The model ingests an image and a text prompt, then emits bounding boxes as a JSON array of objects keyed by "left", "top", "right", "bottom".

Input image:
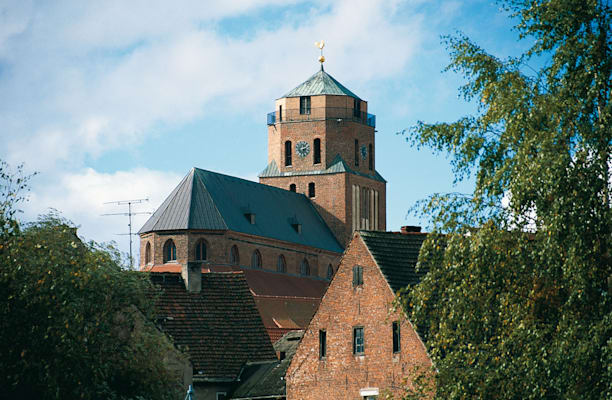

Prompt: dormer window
[
  {"left": 245, "top": 212, "right": 256, "bottom": 224},
  {"left": 300, "top": 96, "right": 311, "bottom": 115}
]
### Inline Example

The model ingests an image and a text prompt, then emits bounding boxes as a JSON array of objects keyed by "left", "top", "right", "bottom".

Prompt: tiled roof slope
[
  {"left": 259, "top": 155, "right": 386, "bottom": 183},
  {"left": 359, "top": 231, "right": 428, "bottom": 293},
  {"left": 151, "top": 272, "right": 276, "bottom": 381},
  {"left": 139, "top": 168, "right": 343, "bottom": 253},
  {"left": 230, "top": 331, "right": 304, "bottom": 400},
  {"left": 282, "top": 68, "right": 361, "bottom": 99}
]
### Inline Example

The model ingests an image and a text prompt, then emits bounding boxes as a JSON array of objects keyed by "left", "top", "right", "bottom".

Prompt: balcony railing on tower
[{"left": 267, "top": 107, "right": 376, "bottom": 128}]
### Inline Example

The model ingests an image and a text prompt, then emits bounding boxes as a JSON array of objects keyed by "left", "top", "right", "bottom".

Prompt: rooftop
[{"left": 281, "top": 67, "right": 361, "bottom": 99}]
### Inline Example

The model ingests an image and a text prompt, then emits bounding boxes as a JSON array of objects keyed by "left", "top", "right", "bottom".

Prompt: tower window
[
  {"left": 278, "top": 105, "right": 282, "bottom": 122},
  {"left": 319, "top": 330, "right": 327, "bottom": 359},
  {"left": 393, "top": 321, "right": 401, "bottom": 353},
  {"left": 353, "top": 98, "right": 360, "bottom": 118},
  {"left": 300, "top": 258, "right": 310, "bottom": 276},
  {"left": 145, "top": 242, "right": 151, "bottom": 265},
  {"left": 277, "top": 255, "right": 287, "bottom": 273},
  {"left": 353, "top": 326, "right": 364, "bottom": 355},
  {"left": 251, "top": 250, "right": 262, "bottom": 269},
  {"left": 300, "top": 96, "right": 311, "bottom": 115},
  {"left": 163, "top": 239, "right": 176, "bottom": 263},
  {"left": 230, "top": 245, "right": 240, "bottom": 265},
  {"left": 289, "top": 184, "right": 296, "bottom": 192},
  {"left": 313, "top": 138, "right": 321, "bottom": 164},
  {"left": 308, "top": 182, "right": 315, "bottom": 198},
  {"left": 368, "top": 143, "right": 373, "bottom": 170},
  {"left": 285, "top": 141, "right": 292, "bottom": 166},
  {"left": 327, "top": 264, "right": 334, "bottom": 280},
  {"left": 354, "top": 139, "right": 359, "bottom": 166},
  {"left": 195, "top": 239, "right": 207, "bottom": 261}
]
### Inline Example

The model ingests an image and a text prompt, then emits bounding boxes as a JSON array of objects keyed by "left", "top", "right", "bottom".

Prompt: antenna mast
[{"left": 102, "top": 198, "right": 151, "bottom": 268}]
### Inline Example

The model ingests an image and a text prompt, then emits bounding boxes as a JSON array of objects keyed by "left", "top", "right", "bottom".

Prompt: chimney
[
  {"left": 400, "top": 225, "right": 421, "bottom": 234},
  {"left": 182, "top": 262, "right": 202, "bottom": 293}
]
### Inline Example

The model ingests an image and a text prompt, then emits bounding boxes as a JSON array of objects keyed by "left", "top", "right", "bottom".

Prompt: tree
[
  {"left": 401, "top": 1, "right": 611, "bottom": 398},
  {"left": 0, "top": 162, "right": 183, "bottom": 399}
]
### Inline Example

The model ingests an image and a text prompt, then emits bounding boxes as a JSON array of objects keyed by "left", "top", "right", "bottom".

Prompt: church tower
[{"left": 259, "top": 53, "right": 386, "bottom": 247}]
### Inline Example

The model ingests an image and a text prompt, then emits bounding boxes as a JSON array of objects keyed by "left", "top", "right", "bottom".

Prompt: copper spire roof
[{"left": 281, "top": 68, "right": 361, "bottom": 99}]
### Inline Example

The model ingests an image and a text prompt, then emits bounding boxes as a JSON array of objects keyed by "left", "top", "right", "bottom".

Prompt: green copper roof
[
  {"left": 282, "top": 67, "right": 361, "bottom": 99},
  {"left": 259, "top": 155, "right": 386, "bottom": 183},
  {"left": 139, "top": 168, "right": 343, "bottom": 253}
]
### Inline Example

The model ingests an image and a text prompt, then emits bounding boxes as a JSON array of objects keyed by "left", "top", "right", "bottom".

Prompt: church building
[{"left": 138, "top": 59, "right": 387, "bottom": 340}]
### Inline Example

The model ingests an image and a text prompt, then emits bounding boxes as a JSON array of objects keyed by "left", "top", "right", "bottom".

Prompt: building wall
[
  {"left": 139, "top": 230, "right": 341, "bottom": 280},
  {"left": 286, "top": 234, "right": 431, "bottom": 400}
]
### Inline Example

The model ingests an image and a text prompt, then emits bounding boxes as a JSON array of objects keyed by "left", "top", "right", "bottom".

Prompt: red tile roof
[{"left": 150, "top": 272, "right": 276, "bottom": 381}]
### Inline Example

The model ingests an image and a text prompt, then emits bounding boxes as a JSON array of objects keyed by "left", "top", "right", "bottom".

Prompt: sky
[{"left": 0, "top": 0, "right": 529, "bottom": 266}]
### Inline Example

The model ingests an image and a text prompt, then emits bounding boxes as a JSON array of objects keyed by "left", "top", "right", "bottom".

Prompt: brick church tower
[{"left": 259, "top": 62, "right": 386, "bottom": 247}]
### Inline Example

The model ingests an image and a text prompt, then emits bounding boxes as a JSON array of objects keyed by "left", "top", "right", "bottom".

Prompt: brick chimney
[
  {"left": 182, "top": 262, "right": 202, "bottom": 293},
  {"left": 400, "top": 225, "right": 421, "bottom": 234}
]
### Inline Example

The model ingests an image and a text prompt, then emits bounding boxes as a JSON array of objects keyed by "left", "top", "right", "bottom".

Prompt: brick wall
[{"left": 286, "top": 233, "right": 431, "bottom": 399}]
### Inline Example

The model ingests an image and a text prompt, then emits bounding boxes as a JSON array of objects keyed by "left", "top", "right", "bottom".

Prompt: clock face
[
  {"left": 360, "top": 145, "right": 368, "bottom": 160},
  {"left": 296, "top": 141, "right": 310, "bottom": 158}
]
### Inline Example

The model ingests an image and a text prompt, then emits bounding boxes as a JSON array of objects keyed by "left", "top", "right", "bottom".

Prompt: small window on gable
[
  {"left": 354, "top": 139, "right": 359, "bottom": 166},
  {"left": 352, "top": 265, "right": 363, "bottom": 287},
  {"left": 285, "top": 141, "right": 292, "bottom": 166},
  {"left": 319, "top": 329, "right": 327, "bottom": 359},
  {"left": 195, "top": 239, "right": 207, "bottom": 261},
  {"left": 277, "top": 255, "right": 287, "bottom": 273},
  {"left": 326, "top": 264, "right": 334, "bottom": 280},
  {"left": 313, "top": 138, "right": 321, "bottom": 164},
  {"left": 393, "top": 321, "right": 401, "bottom": 353},
  {"left": 145, "top": 242, "right": 151, "bottom": 265},
  {"left": 308, "top": 182, "right": 315, "bottom": 198},
  {"left": 300, "top": 258, "right": 310, "bottom": 276},
  {"left": 251, "top": 250, "right": 262, "bottom": 269},
  {"left": 289, "top": 184, "right": 296, "bottom": 192},
  {"left": 300, "top": 96, "right": 311, "bottom": 115},
  {"left": 163, "top": 239, "right": 176, "bottom": 263},
  {"left": 230, "top": 245, "right": 239, "bottom": 265},
  {"left": 353, "top": 326, "right": 364, "bottom": 355}
]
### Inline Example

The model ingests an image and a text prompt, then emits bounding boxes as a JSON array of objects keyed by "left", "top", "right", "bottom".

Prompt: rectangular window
[
  {"left": 300, "top": 96, "right": 311, "bottom": 115},
  {"left": 393, "top": 321, "right": 401, "bottom": 353},
  {"left": 352, "top": 265, "right": 363, "bottom": 287},
  {"left": 216, "top": 393, "right": 227, "bottom": 400},
  {"left": 353, "top": 326, "right": 364, "bottom": 354},
  {"left": 279, "top": 105, "right": 283, "bottom": 122},
  {"left": 354, "top": 139, "right": 359, "bottom": 166},
  {"left": 319, "top": 329, "right": 327, "bottom": 359},
  {"left": 353, "top": 97, "right": 360, "bottom": 118}
]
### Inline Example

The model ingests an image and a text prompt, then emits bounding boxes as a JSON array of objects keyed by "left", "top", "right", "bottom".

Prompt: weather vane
[{"left": 315, "top": 40, "right": 325, "bottom": 69}]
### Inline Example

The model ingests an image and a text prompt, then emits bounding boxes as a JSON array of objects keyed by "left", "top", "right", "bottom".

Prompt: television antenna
[{"left": 102, "top": 198, "right": 152, "bottom": 268}]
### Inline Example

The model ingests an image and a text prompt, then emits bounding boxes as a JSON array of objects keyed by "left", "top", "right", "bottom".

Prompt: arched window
[
  {"left": 354, "top": 139, "right": 359, "bottom": 166},
  {"left": 145, "top": 242, "right": 151, "bottom": 265},
  {"left": 285, "top": 141, "right": 292, "bottom": 166},
  {"left": 289, "top": 184, "right": 296, "bottom": 192},
  {"left": 308, "top": 182, "right": 315, "bottom": 198},
  {"left": 195, "top": 239, "right": 207, "bottom": 261},
  {"left": 277, "top": 255, "right": 286, "bottom": 273},
  {"left": 163, "top": 239, "right": 176, "bottom": 263},
  {"left": 313, "top": 138, "right": 321, "bottom": 164},
  {"left": 251, "top": 250, "right": 262, "bottom": 269},
  {"left": 300, "top": 258, "right": 310, "bottom": 276},
  {"left": 230, "top": 245, "right": 240, "bottom": 265},
  {"left": 327, "top": 264, "right": 334, "bottom": 280},
  {"left": 368, "top": 143, "right": 373, "bottom": 170}
]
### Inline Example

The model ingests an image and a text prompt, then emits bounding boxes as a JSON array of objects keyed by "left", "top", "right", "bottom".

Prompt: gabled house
[
  {"left": 286, "top": 228, "right": 432, "bottom": 399},
  {"left": 151, "top": 264, "right": 277, "bottom": 400}
]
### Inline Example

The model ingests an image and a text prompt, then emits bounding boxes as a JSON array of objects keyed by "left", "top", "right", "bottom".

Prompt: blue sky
[{"left": 0, "top": 0, "right": 528, "bottom": 265}]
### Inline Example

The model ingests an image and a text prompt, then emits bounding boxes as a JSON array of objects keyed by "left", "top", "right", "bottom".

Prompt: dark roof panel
[
  {"left": 359, "top": 231, "right": 428, "bottom": 293},
  {"left": 151, "top": 272, "right": 276, "bottom": 381},
  {"left": 282, "top": 68, "right": 361, "bottom": 99}
]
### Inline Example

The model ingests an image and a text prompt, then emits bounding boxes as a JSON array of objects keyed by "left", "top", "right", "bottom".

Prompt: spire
[{"left": 315, "top": 40, "right": 325, "bottom": 70}]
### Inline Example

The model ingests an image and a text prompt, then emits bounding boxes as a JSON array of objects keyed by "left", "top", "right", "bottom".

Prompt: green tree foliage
[
  {"left": 401, "top": 1, "right": 611, "bottom": 398},
  {"left": 0, "top": 162, "right": 183, "bottom": 399}
]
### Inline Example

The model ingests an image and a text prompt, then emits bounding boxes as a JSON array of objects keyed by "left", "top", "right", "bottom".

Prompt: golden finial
[{"left": 315, "top": 40, "right": 325, "bottom": 68}]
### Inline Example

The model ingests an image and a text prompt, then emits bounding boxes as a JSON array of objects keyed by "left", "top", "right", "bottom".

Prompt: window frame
[
  {"left": 285, "top": 140, "right": 292, "bottom": 166},
  {"left": 145, "top": 242, "right": 151, "bottom": 265},
  {"left": 300, "top": 258, "right": 310, "bottom": 276},
  {"left": 277, "top": 255, "right": 287, "bottom": 273},
  {"left": 194, "top": 239, "right": 207, "bottom": 261},
  {"left": 299, "top": 96, "right": 311, "bottom": 115},
  {"left": 229, "top": 245, "right": 240, "bottom": 265},
  {"left": 353, "top": 326, "right": 365, "bottom": 355},
  {"left": 313, "top": 138, "right": 321, "bottom": 164},
  {"left": 163, "top": 239, "right": 176, "bottom": 263},
  {"left": 251, "top": 249, "right": 262, "bottom": 269},
  {"left": 308, "top": 182, "right": 315, "bottom": 198},
  {"left": 326, "top": 264, "right": 334, "bottom": 280},
  {"left": 289, "top": 183, "right": 296, "bottom": 192},
  {"left": 319, "top": 329, "right": 327, "bottom": 359},
  {"left": 354, "top": 139, "right": 359, "bottom": 166},
  {"left": 368, "top": 143, "right": 373, "bottom": 170},
  {"left": 393, "top": 321, "right": 401, "bottom": 353},
  {"left": 352, "top": 265, "right": 363, "bottom": 287}
]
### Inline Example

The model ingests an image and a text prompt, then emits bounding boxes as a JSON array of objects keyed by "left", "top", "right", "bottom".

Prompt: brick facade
[
  {"left": 286, "top": 233, "right": 431, "bottom": 399},
  {"left": 140, "top": 230, "right": 340, "bottom": 280}
]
